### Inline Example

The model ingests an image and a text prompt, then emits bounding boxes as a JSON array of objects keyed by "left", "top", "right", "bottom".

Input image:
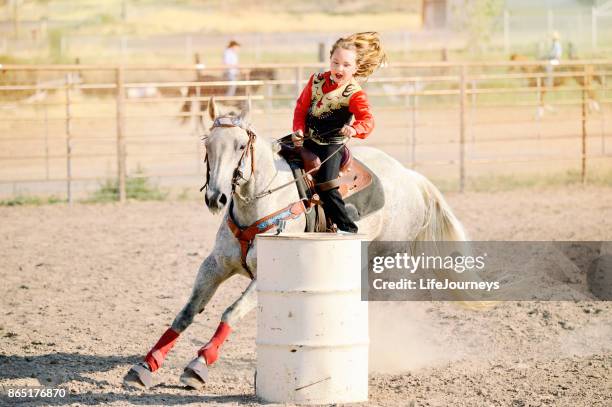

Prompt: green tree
[{"left": 451, "top": 0, "right": 504, "bottom": 55}]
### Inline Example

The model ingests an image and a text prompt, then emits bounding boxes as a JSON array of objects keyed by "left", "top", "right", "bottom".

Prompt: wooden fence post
[
  {"left": 503, "top": 9, "right": 510, "bottom": 55},
  {"left": 44, "top": 100, "right": 49, "bottom": 181},
  {"left": 581, "top": 64, "right": 590, "bottom": 184},
  {"left": 470, "top": 79, "right": 477, "bottom": 143},
  {"left": 459, "top": 64, "right": 467, "bottom": 193},
  {"left": 116, "top": 66, "right": 127, "bottom": 202},
  {"left": 592, "top": 7, "right": 598, "bottom": 51},
  {"left": 65, "top": 73, "right": 73, "bottom": 204},
  {"left": 194, "top": 84, "right": 202, "bottom": 173},
  {"left": 410, "top": 84, "right": 417, "bottom": 169},
  {"left": 601, "top": 73, "right": 607, "bottom": 155},
  {"left": 536, "top": 76, "right": 543, "bottom": 138}
]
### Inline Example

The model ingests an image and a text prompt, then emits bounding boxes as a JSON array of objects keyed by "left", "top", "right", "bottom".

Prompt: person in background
[
  {"left": 546, "top": 31, "right": 562, "bottom": 88},
  {"left": 223, "top": 40, "right": 240, "bottom": 97}
]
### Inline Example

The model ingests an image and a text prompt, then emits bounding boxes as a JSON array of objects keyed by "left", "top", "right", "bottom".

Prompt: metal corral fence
[{"left": 0, "top": 59, "right": 611, "bottom": 201}]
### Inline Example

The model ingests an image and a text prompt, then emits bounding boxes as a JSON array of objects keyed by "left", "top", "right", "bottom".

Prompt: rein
[
  {"left": 200, "top": 120, "right": 348, "bottom": 204},
  {"left": 250, "top": 140, "right": 347, "bottom": 202},
  {"left": 247, "top": 127, "right": 349, "bottom": 202}
]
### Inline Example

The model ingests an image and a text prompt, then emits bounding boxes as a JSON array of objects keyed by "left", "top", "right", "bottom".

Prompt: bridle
[
  {"left": 200, "top": 116, "right": 303, "bottom": 278},
  {"left": 200, "top": 116, "right": 258, "bottom": 198}
]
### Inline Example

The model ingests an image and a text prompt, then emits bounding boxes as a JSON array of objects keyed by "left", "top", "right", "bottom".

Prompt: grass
[
  {"left": 433, "top": 167, "right": 612, "bottom": 193},
  {"left": 84, "top": 171, "right": 168, "bottom": 203},
  {"left": 1, "top": 168, "right": 610, "bottom": 206},
  {"left": 1, "top": 174, "right": 167, "bottom": 206},
  {"left": 0, "top": 195, "right": 65, "bottom": 206},
  {"left": 0, "top": 171, "right": 168, "bottom": 206}
]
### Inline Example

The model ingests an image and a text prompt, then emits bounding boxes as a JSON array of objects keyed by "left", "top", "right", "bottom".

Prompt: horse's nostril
[{"left": 219, "top": 194, "right": 228, "bottom": 206}]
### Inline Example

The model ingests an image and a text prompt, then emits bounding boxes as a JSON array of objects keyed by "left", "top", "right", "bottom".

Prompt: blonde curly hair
[{"left": 330, "top": 32, "right": 387, "bottom": 78}]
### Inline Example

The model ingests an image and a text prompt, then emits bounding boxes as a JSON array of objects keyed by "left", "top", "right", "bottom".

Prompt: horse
[
  {"left": 509, "top": 54, "right": 601, "bottom": 117},
  {"left": 123, "top": 96, "right": 468, "bottom": 390}
]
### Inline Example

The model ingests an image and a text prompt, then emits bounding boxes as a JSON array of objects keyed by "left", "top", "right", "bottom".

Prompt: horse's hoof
[
  {"left": 180, "top": 358, "right": 208, "bottom": 390},
  {"left": 123, "top": 362, "right": 153, "bottom": 389}
]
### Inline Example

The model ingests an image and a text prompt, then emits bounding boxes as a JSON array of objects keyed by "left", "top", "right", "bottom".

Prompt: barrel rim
[{"left": 257, "top": 232, "right": 366, "bottom": 241}]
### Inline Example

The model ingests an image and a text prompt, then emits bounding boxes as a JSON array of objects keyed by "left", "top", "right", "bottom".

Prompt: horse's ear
[{"left": 208, "top": 96, "right": 218, "bottom": 120}]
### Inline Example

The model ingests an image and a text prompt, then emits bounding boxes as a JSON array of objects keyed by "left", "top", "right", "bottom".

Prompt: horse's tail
[
  {"left": 412, "top": 174, "right": 498, "bottom": 308},
  {"left": 413, "top": 174, "right": 467, "bottom": 242}
]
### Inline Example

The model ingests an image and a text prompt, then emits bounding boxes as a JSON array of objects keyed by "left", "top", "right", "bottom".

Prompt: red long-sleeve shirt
[{"left": 292, "top": 72, "right": 374, "bottom": 139}]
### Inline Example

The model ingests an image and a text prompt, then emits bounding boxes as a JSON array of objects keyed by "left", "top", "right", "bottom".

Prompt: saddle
[{"left": 278, "top": 135, "right": 385, "bottom": 232}]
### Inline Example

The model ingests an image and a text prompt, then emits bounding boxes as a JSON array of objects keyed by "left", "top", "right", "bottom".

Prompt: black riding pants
[{"left": 305, "top": 139, "right": 358, "bottom": 233}]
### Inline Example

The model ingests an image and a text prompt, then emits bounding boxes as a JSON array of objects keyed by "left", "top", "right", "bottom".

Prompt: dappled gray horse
[{"left": 124, "top": 97, "right": 467, "bottom": 389}]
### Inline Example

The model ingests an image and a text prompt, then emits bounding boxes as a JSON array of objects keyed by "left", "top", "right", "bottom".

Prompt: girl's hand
[
  {"left": 291, "top": 129, "right": 304, "bottom": 147},
  {"left": 340, "top": 125, "right": 356, "bottom": 138}
]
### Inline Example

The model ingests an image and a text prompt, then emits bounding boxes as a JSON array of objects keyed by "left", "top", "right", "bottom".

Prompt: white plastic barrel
[{"left": 256, "top": 233, "right": 368, "bottom": 405}]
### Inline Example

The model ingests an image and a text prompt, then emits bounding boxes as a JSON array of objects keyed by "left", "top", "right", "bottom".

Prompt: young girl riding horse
[
  {"left": 124, "top": 33, "right": 392, "bottom": 391},
  {"left": 292, "top": 31, "right": 386, "bottom": 233}
]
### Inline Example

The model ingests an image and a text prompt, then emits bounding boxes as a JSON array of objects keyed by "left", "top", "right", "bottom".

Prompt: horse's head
[
  {"left": 509, "top": 54, "right": 525, "bottom": 73},
  {"left": 249, "top": 67, "right": 276, "bottom": 81},
  {"left": 202, "top": 97, "right": 256, "bottom": 213},
  {"left": 508, "top": 54, "right": 540, "bottom": 74}
]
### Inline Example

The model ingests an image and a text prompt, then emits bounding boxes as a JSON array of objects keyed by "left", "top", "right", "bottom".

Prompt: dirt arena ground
[{"left": 0, "top": 185, "right": 611, "bottom": 406}]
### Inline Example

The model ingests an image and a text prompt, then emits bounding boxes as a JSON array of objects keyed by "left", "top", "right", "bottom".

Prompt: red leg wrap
[
  {"left": 198, "top": 322, "right": 231, "bottom": 366},
  {"left": 144, "top": 327, "right": 180, "bottom": 372}
]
